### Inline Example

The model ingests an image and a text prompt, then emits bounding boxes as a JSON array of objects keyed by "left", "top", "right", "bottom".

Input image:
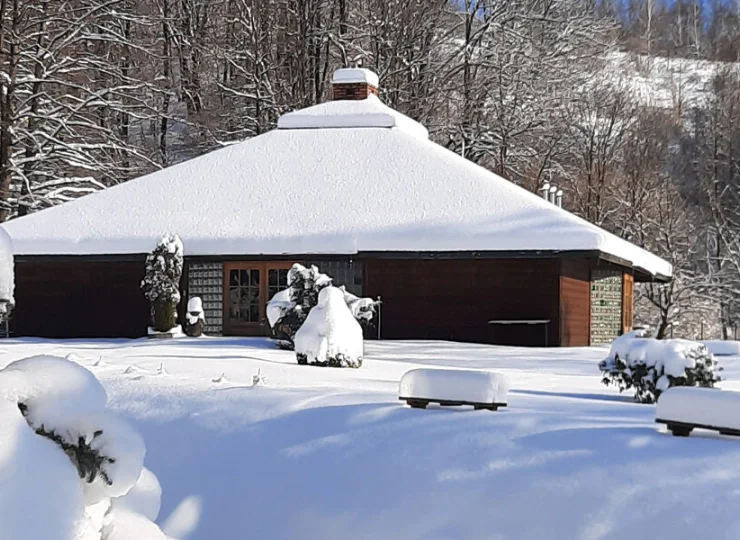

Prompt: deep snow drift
[{"left": 2, "top": 338, "right": 740, "bottom": 539}]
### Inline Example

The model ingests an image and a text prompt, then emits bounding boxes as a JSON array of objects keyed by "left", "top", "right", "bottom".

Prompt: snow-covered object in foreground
[
  {"left": 0, "top": 400, "right": 84, "bottom": 540},
  {"left": 398, "top": 369, "right": 510, "bottom": 410},
  {"left": 142, "top": 234, "right": 184, "bottom": 333},
  {"left": 599, "top": 333, "right": 720, "bottom": 403},
  {"left": 656, "top": 387, "right": 740, "bottom": 437},
  {"left": 341, "top": 286, "right": 377, "bottom": 323},
  {"left": 701, "top": 340, "right": 740, "bottom": 357},
  {"left": 294, "top": 286, "right": 364, "bottom": 368},
  {"left": 0, "top": 225, "right": 14, "bottom": 319},
  {"left": 0, "top": 355, "right": 168, "bottom": 539}
]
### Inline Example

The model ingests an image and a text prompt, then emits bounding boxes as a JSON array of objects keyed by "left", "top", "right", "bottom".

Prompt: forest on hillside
[{"left": 0, "top": 0, "right": 739, "bottom": 337}]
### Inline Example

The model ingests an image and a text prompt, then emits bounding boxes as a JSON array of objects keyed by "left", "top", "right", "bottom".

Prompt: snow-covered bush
[
  {"left": 0, "top": 355, "right": 169, "bottom": 539},
  {"left": 185, "top": 296, "right": 205, "bottom": 337},
  {"left": 141, "top": 235, "right": 183, "bottom": 333},
  {"left": 599, "top": 329, "right": 722, "bottom": 403},
  {"left": 0, "top": 225, "right": 15, "bottom": 321},
  {"left": 294, "top": 286, "right": 364, "bottom": 368},
  {"left": 267, "top": 263, "right": 378, "bottom": 348}
]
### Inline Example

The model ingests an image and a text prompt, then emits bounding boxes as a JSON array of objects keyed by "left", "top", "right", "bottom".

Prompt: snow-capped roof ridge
[
  {"left": 332, "top": 67, "right": 379, "bottom": 87},
  {"left": 277, "top": 95, "right": 429, "bottom": 139}
]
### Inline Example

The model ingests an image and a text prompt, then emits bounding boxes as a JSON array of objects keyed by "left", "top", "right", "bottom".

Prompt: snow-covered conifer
[
  {"left": 141, "top": 235, "right": 183, "bottom": 333},
  {"left": 294, "top": 286, "right": 364, "bottom": 368},
  {"left": 267, "top": 263, "right": 378, "bottom": 349},
  {"left": 0, "top": 355, "right": 168, "bottom": 538}
]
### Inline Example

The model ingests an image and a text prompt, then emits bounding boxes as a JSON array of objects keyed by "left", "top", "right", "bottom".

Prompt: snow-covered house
[{"left": 1, "top": 68, "right": 671, "bottom": 346}]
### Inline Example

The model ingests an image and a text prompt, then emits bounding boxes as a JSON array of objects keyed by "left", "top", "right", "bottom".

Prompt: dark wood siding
[
  {"left": 559, "top": 259, "right": 591, "bottom": 347},
  {"left": 12, "top": 259, "right": 149, "bottom": 338},
  {"left": 364, "top": 258, "right": 561, "bottom": 346}
]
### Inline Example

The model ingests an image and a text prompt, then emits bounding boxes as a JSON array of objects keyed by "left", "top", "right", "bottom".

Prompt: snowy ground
[{"left": 3, "top": 337, "right": 740, "bottom": 540}]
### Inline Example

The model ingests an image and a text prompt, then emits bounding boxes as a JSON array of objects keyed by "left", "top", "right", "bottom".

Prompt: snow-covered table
[
  {"left": 655, "top": 386, "right": 740, "bottom": 437},
  {"left": 398, "top": 368, "right": 510, "bottom": 411}
]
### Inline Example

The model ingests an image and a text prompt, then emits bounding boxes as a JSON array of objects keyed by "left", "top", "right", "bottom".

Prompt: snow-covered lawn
[{"left": 4, "top": 338, "right": 740, "bottom": 540}]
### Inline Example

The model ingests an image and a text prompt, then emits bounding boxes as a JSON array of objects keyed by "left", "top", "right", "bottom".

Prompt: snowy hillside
[
  {"left": 2, "top": 338, "right": 740, "bottom": 539},
  {"left": 607, "top": 51, "right": 739, "bottom": 109}
]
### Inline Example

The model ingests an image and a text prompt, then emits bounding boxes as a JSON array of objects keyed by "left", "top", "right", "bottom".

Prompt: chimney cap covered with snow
[{"left": 332, "top": 68, "right": 379, "bottom": 101}]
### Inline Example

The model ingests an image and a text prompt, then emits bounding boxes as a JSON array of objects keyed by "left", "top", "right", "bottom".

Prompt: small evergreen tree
[{"left": 141, "top": 235, "right": 183, "bottom": 332}]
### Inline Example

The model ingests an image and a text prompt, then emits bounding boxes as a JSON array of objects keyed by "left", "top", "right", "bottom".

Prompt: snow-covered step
[
  {"left": 655, "top": 387, "right": 740, "bottom": 437},
  {"left": 398, "top": 368, "right": 510, "bottom": 411}
]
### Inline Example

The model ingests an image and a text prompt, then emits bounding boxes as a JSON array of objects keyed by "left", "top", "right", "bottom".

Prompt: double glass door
[{"left": 223, "top": 262, "right": 292, "bottom": 336}]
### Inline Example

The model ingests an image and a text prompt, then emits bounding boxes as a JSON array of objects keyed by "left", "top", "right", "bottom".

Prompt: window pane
[
  {"left": 250, "top": 305, "right": 259, "bottom": 322},
  {"left": 279, "top": 270, "right": 288, "bottom": 285},
  {"left": 251, "top": 269, "right": 260, "bottom": 286},
  {"left": 230, "top": 270, "right": 239, "bottom": 287},
  {"left": 240, "top": 270, "right": 248, "bottom": 284},
  {"left": 268, "top": 270, "right": 277, "bottom": 286}
]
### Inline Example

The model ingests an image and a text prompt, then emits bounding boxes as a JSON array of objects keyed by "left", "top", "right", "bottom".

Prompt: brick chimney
[{"left": 332, "top": 68, "right": 379, "bottom": 101}]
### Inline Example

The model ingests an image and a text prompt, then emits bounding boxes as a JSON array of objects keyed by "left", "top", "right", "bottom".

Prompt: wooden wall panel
[
  {"left": 559, "top": 259, "right": 592, "bottom": 347},
  {"left": 364, "top": 258, "right": 561, "bottom": 346},
  {"left": 622, "top": 272, "right": 634, "bottom": 334},
  {"left": 12, "top": 259, "right": 149, "bottom": 338}
]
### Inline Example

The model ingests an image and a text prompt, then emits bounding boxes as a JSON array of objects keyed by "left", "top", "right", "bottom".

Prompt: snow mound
[
  {"left": 656, "top": 387, "right": 740, "bottom": 431},
  {"left": 399, "top": 368, "right": 510, "bottom": 405},
  {"left": 702, "top": 340, "right": 740, "bottom": 357},
  {"left": 186, "top": 297, "right": 205, "bottom": 325},
  {"left": 112, "top": 467, "right": 162, "bottom": 521},
  {"left": 605, "top": 333, "right": 709, "bottom": 378},
  {"left": 103, "top": 507, "right": 168, "bottom": 540},
  {"left": 294, "top": 286, "right": 364, "bottom": 368}
]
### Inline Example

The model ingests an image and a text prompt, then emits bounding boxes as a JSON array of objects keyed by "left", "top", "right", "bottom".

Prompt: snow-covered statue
[
  {"left": 141, "top": 235, "right": 183, "bottom": 334},
  {"left": 185, "top": 297, "right": 205, "bottom": 337},
  {"left": 0, "top": 355, "right": 168, "bottom": 539},
  {"left": 0, "top": 225, "right": 15, "bottom": 322},
  {"left": 294, "top": 286, "right": 364, "bottom": 368}
]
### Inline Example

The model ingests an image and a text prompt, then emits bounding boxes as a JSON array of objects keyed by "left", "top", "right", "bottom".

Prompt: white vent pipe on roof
[{"left": 539, "top": 183, "right": 550, "bottom": 199}]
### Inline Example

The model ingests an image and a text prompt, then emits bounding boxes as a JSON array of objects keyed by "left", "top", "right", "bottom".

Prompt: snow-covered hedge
[
  {"left": 599, "top": 329, "right": 722, "bottom": 403},
  {"left": 0, "top": 225, "right": 15, "bottom": 321},
  {"left": 141, "top": 235, "right": 183, "bottom": 333},
  {"left": 294, "top": 286, "right": 364, "bottom": 368},
  {"left": 0, "top": 355, "right": 169, "bottom": 539},
  {"left": 267, "top": 263, "right": 378, "bottom": 349}
]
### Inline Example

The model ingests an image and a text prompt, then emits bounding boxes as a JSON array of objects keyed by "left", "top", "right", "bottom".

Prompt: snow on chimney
[{"left": 332, "top": 68, "right": 379, "bottom": 101}]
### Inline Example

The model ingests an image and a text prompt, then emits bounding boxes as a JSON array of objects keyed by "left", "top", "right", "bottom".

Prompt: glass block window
[
  {"left": 305, "top": 260, "right": 363, "bottom": 295},
  {"left": 187, "top": 262, "right": 223, "bottom": 335},
  {"left": 590, "top": 270, "right": 623, "bottom": 345}
]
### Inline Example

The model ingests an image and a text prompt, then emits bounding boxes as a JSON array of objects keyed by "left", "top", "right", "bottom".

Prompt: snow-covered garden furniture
[
  {"left": 599, "top": 329, "right": 721, "bottom": 403},
  {"left": 185, "top": 296, "right": 205, "bottom": 337},
  {"left": 656, "top": 387, "right": 740, "bottom": 437},
  {"left": 398, "top": 368, "right": 510, "bottom": 411},
  {"left": 294, "top": 286, "right": 364, "bottom": 368}
]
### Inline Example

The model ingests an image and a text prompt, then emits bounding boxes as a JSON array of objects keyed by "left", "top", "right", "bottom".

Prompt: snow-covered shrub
[
  {"left": 267, "top": 263, "right": 378, "bottom": 348},
  {"left": 0, "top": 225, "right": 15, "bottom": 321},
  {"left": 599, "top": 329, "right": 722, "bottom": 403},
  {"left": 141, "top": 235, "right": 183, "bottom": 333},
  {"left": 185, "top": 296, "right": 205, "bottom": 337},
  {"left": 294, "top": 286, "right": 364, "bottom": 368},
  {"left": 0, "top": 355, "right": 169, "bottom": 539}
]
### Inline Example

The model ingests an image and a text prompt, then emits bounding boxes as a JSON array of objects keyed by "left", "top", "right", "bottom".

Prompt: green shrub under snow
[{"left": 599, "top": 328, "right": 721, "bottom": 404}]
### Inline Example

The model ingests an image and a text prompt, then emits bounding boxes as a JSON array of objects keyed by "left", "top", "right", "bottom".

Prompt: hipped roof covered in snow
[{"left": 1, "top": 93, "right": 672, "bottom": 279}]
